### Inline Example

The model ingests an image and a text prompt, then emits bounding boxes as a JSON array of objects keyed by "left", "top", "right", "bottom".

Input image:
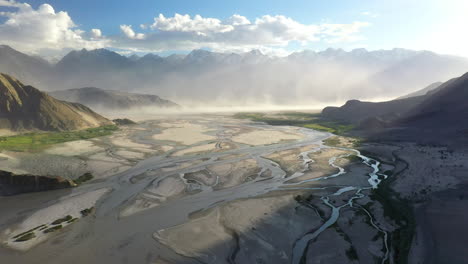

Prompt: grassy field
[
  {"left": 0, "top": 125, "right": 118, "bottom": 152},
  {"left": 233, "top": 112, "right": 354, "bottom": 135}
]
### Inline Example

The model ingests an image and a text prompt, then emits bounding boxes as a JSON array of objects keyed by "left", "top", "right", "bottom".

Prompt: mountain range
[
  {"left": 0, "top": 73, "right": 111, "bottom": 131},
  {"left": 2, "top": 45, "right": 468, "bottom": 105}
]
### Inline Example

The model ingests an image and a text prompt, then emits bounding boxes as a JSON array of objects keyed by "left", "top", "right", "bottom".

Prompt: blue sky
[{"left": 1, "top": 0, "right": 467, "bottom": 57}]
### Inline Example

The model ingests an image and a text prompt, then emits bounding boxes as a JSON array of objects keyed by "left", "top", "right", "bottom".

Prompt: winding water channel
[{"left": 290, "top": 148, "right": 390, "bottom": 264}]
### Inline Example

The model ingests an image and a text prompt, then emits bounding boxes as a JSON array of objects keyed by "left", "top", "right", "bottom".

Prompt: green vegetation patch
[
  {"left": 51, "top": 215, "right": 73, "bottom": 225},
  {"left": 113, "top": 118, "right": 137, "bottom": 126},
  {"left": 43, "top": 225, "right": 63, "bottom": 234},
  {"left": 303, "top": 124, "right": 335, "bottom": 133},
  {"left": 12, "top": 225, "right": 46, "bottom": 239},
  {"left": 323, "top": 137, "right": 341, "bottom": 147},
  {"left": 233, "top": 112, "right": 354, "bottom": 135},
  {"left": 80, "top": 207, "right": 94, "bottom": 217},
  {"left": 0, "top": 125, "right": 118, "bottom": 152},
  {"left": 14, "top": 232, "right": 36, "bottom": 242},
  {"left": 73, "top": 172, "right": 94, "bottom": 185},
  {"left": 344, "top": 155, "right": 362, "bottom": 162},
  {"left": 67, "top": 218, "right": 79, "bottom": 224}
]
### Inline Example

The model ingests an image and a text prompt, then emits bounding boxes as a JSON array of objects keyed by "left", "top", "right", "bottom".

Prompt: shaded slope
[
  {"left": 322, "top": 72, "right": 468, "bottom": 145},
  {"left": 321, "top": 96, "right": 425, "bottom": 125},
  {"left": 400, "top": 72, "right": 468, "bottom": 127}
]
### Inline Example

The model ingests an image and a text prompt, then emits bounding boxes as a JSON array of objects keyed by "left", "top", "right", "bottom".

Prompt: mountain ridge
[
  {"left": 0, "top": 73, "right": 112, "bottom": 131},
  {"left": 50, "top": 87, "right": 179, "bottom": 110},
  {"left": 397, "top": 82, "right": 443, "bottom": 99}
]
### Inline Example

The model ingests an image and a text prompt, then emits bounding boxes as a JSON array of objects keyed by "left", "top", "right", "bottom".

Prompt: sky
[{"left": 0, "top": 0, "right": 468, "bottom": 58}]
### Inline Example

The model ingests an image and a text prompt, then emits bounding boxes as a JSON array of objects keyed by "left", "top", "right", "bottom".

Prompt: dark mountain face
[
  {"left": 322, "top": 72, "right": 468, "bottom": 145},
  {"left": 400, "top": 72, "right": 468, "bottom": 125},
  {"left": 0, "top": 73, "right": 111, "bottom": 131},
  {"left": 49, "top": 87, "right": 179, "bottom": 110},
  {"left": 322, "top": 96, "right": 427, "bottom": 125}
]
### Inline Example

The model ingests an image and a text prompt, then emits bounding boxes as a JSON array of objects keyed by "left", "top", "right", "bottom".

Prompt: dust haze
[{"left": 6, "top": 47, "right": 467, "bottom": 108}]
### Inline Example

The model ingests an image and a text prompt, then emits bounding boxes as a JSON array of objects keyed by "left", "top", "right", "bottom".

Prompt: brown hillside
[{"left": 0, "top": 73, "right": 111, "bottom": 131}]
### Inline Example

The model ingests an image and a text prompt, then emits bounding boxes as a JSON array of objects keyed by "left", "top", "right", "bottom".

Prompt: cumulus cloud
[
  {"left": 120, "top": 25, "right": 145, "bottom": 39},
  {"left": 150, "top": 14, "right": 234, "bottom": 33},
  {"left": 0, "top": 0, "right": 25, "bottom": 8},
  {"left": 0, "top": 0, "right": 108, "bottom": 55},
  {"left": 90, "top": 28, "right": 102, "bottom": 38},
  {"left": 117, "top": 13, "right": 369, "bottom": 53},
  {"left": 226, "top": 14, "right": 251, "bottom": 26},
  {"left": 0, "top": 1, "right": 370, "bottom": 56}
]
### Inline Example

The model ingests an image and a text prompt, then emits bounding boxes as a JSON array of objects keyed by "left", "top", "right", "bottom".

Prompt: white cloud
[
  {"left": 120, "top": 25, "right": 145, "bottom": 39},
  {"left": 90, "top": 28, "right": 102, "bottom": 38},
  {"left": 118, "top": 13, "right": 370, "bottom": 53},
  {"left": 0, "top": 0, "right": 108, "bottom": 55},
  {"left": 226, "top": 14, "right": 251, "bottom": 26},
  {"left": 0, "top": 1, "right": 370, "bottom": 56},
  {"left": 150, "top": 13, "right": 234, "bottom": 33}
]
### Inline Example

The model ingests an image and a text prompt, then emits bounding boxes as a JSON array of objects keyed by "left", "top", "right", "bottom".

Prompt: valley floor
[{"left": 0, "top": 113, "right": 465, "bottom": 263}]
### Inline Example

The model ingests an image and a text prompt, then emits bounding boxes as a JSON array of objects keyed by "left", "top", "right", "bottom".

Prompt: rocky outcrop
[
  {"left": 0, "top": 170, "right": 73, "bottom": 196},
  {"left": 113, "top": 118, "right": 137, "bottom": 126}
]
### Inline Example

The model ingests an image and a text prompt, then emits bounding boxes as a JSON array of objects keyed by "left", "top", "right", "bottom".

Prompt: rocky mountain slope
[
  {"left": 50, "top": 87, "right": 179, "bottom": 110},
  {"left": 0, "top": 73, "right": 112, "bottom": 131}
]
